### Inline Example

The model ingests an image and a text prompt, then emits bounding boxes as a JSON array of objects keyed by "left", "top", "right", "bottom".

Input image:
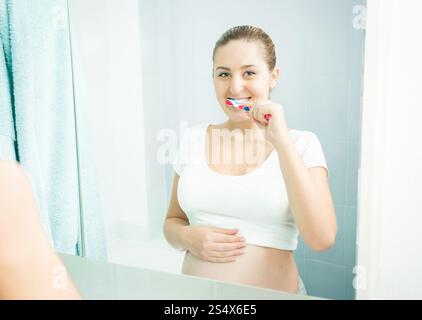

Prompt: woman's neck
[
  {"left": 221, "top": 119, "right": 267, "bottom": 144},
  {"left": 224, "top": 119, "right": 259, "bottom": 132}
]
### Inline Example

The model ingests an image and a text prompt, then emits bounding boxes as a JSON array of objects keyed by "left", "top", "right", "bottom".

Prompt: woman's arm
[
  {"left": 0, "top": 161, "right": 81, "bottom": 299},
  {"left": 273, "top": 137, "right": 337, "bottom": 252},
  {"left": 163, "top": 174, "right": 190, "bottom": 251},
  {"left": 251, "top": 99, "right": 337, "bottom": 252}
]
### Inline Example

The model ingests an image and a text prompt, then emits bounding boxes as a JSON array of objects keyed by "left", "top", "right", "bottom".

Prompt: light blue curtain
[{"left": 0, "top": 0, "right": 107, "bottom": 260}]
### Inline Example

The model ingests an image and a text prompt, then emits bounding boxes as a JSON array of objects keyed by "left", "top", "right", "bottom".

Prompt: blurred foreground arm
[{"left": 0, "top": 161, "right": 81, "bottom": 299}]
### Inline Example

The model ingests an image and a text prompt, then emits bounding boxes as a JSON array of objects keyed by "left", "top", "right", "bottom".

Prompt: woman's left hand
[{"left": 249, "top": 99, "right": 290, "bottom": 147}]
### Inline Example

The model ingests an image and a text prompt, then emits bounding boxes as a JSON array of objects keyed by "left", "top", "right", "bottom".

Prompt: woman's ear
[{"left": 269, "top": 66, "right": 281, "bottom": 89}]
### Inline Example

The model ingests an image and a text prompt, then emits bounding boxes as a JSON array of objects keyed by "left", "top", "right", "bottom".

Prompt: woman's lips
[{"left": 227, "top": 97, "right": 251, "bottom": 100}]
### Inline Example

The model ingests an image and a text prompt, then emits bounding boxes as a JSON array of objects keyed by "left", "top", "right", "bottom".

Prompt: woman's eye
[
  {"left": 245, "top": 71, "right": 256, "bottom": 77},
  {"left": 218, "top": 72, "right": 230, "bottom": 78}
]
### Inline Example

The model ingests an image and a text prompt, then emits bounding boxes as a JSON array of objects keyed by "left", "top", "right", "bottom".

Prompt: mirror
[{"left": 68, "top": 0, "right": 366, "bottom": 300}]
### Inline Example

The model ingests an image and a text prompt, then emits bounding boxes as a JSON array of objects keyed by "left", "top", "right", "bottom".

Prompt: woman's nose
[{"left": 229, "top": 75, "right": 245, "bottom": 94}]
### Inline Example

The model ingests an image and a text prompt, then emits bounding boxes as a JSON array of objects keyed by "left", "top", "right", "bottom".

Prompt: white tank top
[{"left": 173, "top": 123, "right": 328, "bottom": 251}]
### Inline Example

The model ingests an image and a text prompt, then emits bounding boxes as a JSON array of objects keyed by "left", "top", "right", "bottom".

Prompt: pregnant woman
[{"left": 163, "top": 25, "right": 337, "bottom": 295}]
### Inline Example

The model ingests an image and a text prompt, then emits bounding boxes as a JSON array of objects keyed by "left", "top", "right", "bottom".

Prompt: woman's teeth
[{"left": 225, "top": 98, "right": 252, "bottom": 112}]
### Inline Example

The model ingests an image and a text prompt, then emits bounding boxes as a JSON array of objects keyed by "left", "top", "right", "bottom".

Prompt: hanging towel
[
  {"left": 0, "top": 0, "right": 107, "bottom": 260},
  {"left": 0, "top": 0, "right": 16, "bottom": 161}
]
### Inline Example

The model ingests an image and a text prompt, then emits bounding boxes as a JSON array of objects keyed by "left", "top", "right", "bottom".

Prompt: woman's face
[{"left": 213, "top": 40, "right": 280, "bottom": 122}]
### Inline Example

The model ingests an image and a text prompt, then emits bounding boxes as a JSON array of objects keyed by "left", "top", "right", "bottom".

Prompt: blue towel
[
  {"left": 0, "top": 0, "right": 107, "bottom": 260},
  {"left": 0, "top": 0, "right": 16, "bottom": 161}
]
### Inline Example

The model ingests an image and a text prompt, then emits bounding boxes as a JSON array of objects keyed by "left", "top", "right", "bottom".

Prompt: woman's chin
[{"left": 229, "top": 113, "right": 250, "bottom": 122}]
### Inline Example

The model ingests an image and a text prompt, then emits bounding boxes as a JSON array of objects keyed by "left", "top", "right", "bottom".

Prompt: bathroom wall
[
  {"left": 138, "top": 0, "right": 366, "bottom": 300},
  {"left": 68, "top": 0, "right": 150, "bottom": 245}
]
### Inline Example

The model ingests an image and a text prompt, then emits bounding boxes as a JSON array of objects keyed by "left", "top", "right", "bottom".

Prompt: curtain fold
[{"left": 0, "top": 0, "right": 106, "bottom": 260}]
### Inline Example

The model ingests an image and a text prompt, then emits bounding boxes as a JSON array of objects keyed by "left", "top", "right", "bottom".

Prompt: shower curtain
[{"left": 0, "top": 0, "right": 106, "bottom": 260}]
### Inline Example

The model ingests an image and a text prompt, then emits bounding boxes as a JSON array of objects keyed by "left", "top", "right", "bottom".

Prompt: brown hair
[{"left": 212, "top": 25, "right": 277, "bottom": 71}]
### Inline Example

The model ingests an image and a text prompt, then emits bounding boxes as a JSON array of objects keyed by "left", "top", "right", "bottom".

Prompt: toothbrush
[
  {"left": 225, "top": 98, "right": 252, "bottom": 112},
  {"left": 225, "top": 98, "right": 272, "bottom": 121}
]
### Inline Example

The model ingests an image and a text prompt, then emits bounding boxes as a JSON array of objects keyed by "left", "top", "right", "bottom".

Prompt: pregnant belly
[{"left": 181, "top": 244, "right": 299, "bottom": 294}]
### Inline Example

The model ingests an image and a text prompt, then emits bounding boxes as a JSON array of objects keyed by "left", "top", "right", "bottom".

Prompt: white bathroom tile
[
  {"left": 305, "top": 260, "right": 348, "bottom": 300},
  {"left": 344, "top": 206, "right": 358, "bottom": 268},
  {"left": 346, "top": 142, "right": 360, "bottom": 207}
]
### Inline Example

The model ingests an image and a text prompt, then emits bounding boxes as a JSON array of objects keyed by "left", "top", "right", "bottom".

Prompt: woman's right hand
[{"left": 181, "top": 226, "right": 247, "bottom": 263}]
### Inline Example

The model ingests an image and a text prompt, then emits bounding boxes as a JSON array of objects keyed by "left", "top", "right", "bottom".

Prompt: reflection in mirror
[{"left": 68, "top": 0, "right": 366, "bottom": 299}]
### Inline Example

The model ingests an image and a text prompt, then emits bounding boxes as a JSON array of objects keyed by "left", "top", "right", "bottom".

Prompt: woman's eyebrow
[{"left": 215, "top": 65, "right": 257, "bottom": 71}]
